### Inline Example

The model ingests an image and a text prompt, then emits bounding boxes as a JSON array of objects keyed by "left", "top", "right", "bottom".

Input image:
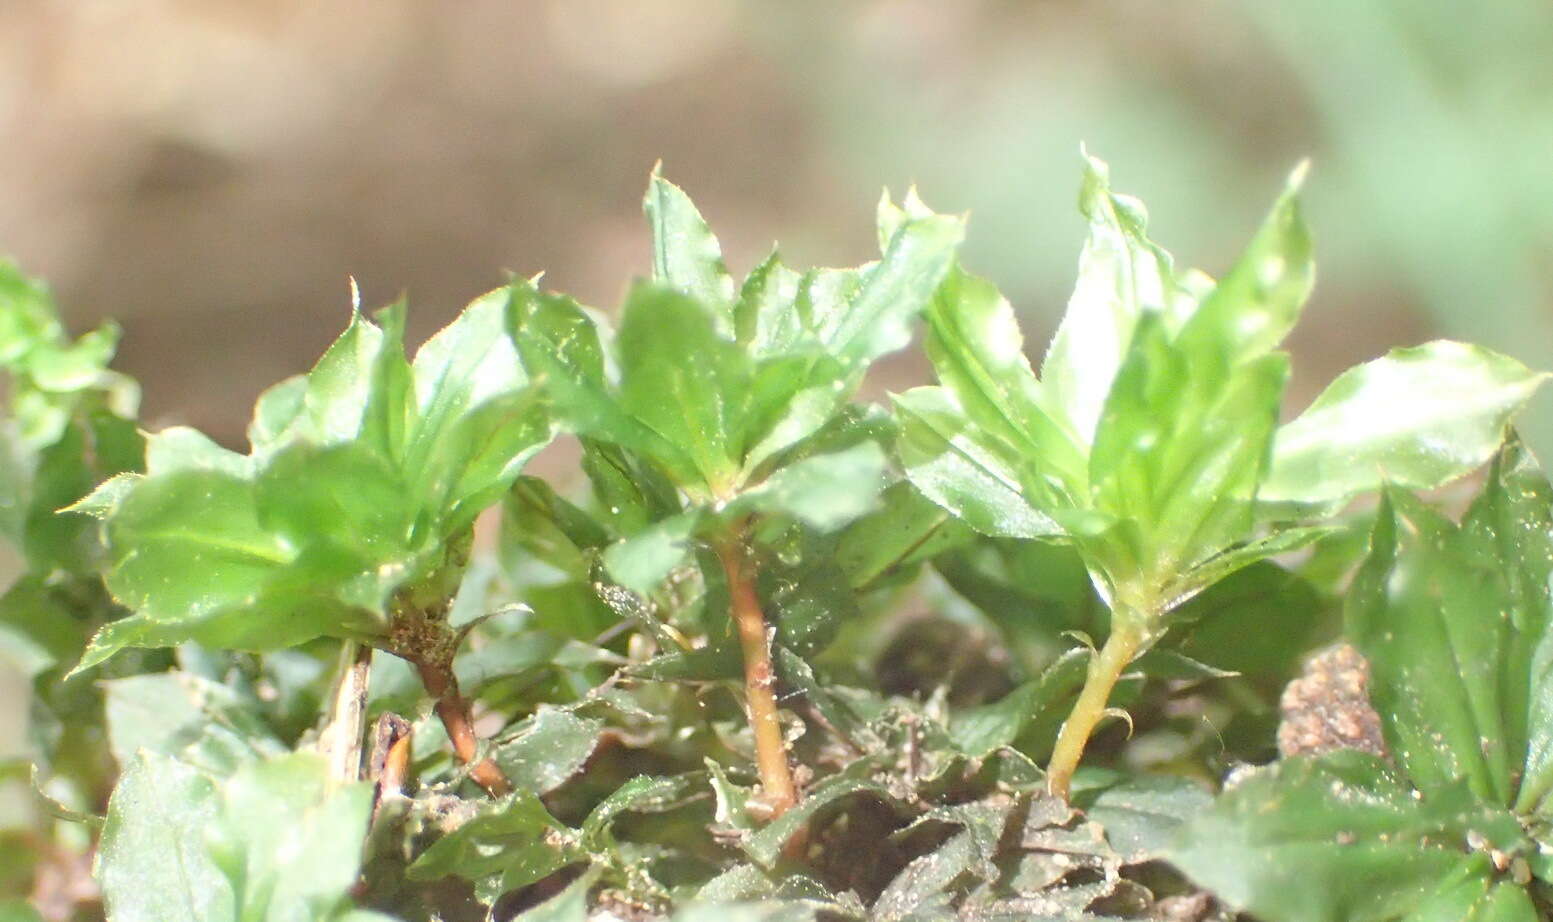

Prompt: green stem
[{"left": 1046, "top": 615, "right": 1146, "bottom": 801}]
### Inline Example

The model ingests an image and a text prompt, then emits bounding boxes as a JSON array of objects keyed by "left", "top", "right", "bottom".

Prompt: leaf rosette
[
  {"left": 892, "top": 151, "right": 1547, "bottom": 794},
  {"left": 69, "top": 286, "right": 552, "bottom": 672}
]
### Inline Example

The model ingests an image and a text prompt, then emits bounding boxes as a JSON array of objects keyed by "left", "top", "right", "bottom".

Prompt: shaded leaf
[
  {"left": 103, "top": 671, "right": 285, "bottom": 774},
  {"left": 1169, "top": 560, "right": 1327, "bottom": 683},
  {"left": 949, "top": 649, "right": 1089, "bottom": 759},
  {"left": 834, "top": 481, "right": 974, "bottom": 591},
  {"left": 510, "top": 869, "right": 599, "bottom": 922},
  {"left": 1074, "top": 772, "right": 1211, "bottom": 861},
  {"left": 1170, "top": 752, "right": 1527, "bottom": 922},
  {"left": 872, "top": 830, "right": 983, "bottom": 922},
  {"left": 494, "top": 706, "right": 603, "bottom": 795},
  {"left": 1350, "top": 490, "right": 1520, "bottom": 804},
  {"left": 406, "top": 791, "right": 575, "bottom": 903},
  {"left": 209, "top": 754, "right": 376, "bottom": 922},
  {"left": 742, "top": 763, "right": 901, "bottom": 868},
  {"left": 97, "top": 752, "right": 230, "bottom": 922},
  {"left": 580, "top": 772, "right": 706, "bottom": 851},
  {"left": 0, "top": 577, "right": 84, "bottom": 679},
  {"left": 760, "top": 555, "right": 857, "bottom": 658}
]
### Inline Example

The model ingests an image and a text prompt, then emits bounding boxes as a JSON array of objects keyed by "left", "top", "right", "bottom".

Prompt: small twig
[
  {"left": 368, "top": 712, "right": 414, "bottom": 814},
  {"left": 321, "top": 641, "right": 373, "bottom": 788},
  {"left": 795, "top": 696, "right": 865, "bottom": 759}
]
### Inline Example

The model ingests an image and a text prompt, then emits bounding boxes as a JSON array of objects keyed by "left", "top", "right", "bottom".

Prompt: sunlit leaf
[
  {"left": 78, "top": 287, "right": 553, "bottom": 669},
  {"left": 646, "top": 171, "right": 737, "bottom": 324},
  {"left": 893, "top": 387, "right": 1063, "bottom": 540},
  {"left": 1262, "top": 342, "right": 1547, "bottom": 510},
  {"left": 1041, "top": 151, "right": 1184, "bottom": 446},
  {"left": 732, "top": 441, "right": 888, "bottom": 532}
]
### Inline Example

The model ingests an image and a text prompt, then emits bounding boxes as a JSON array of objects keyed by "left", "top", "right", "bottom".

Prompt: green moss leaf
[
  {"left": 1170, "top": 752, "right": 1528, "bottom": 922},
  {"left": 1262, "top": 342, "right": 1547, "bottom": 510},
  {"left": 731, "top": 441, "right": 888, "bottom": 533},
  {"left": 103, "top": 671, "right": 285, "bottom": 774},
  {"left": 924, "top": 265, "right": 1085, "bottom": 499},
  {"left": 819, "top": 207, "right": 964, "bottom": 380},
  {"left": 406, "top": 790, "right": 575, "bottom": 903},
  {"left": 948, "top": 648, "right": 1089, "bottom": 759},
  {"left": 1348, "top": 439, "right": 1553, "bottom": 813},
  {"left": 1088, "top": 311, "right": 1289, "bottom": 582},
  {"left": 98, "top": 751, "right": 375, "bottom": 922},
  {"left": 893, "top": 386, "right": 1064, "bottom": 540},
  {"left": 509, "top": 281, "right": 698, "bottom": 484},
  {"left": 646, "top": 171, "right": 737, "bottom": 323},
  {"left": 1040, "top": 151, "right": 1186, "bottom": 447},
  {"left": 616, "top": 284, "right": 753, "bottom": 492},
  {"left": 209, "top": 754, "right": 376, "bottom": 922},
  {"left": 1174, "top": 162, "right": 1313, "bottom": 365},
  {"left": 742, "top": 761, "right": 902, "bottom": 868},
  {"left": 833, "top": 481, "right": 973, "bottom": 591},
  {"left": 601, "top": 509, "right": 703, "bottom": 596},
  {"left": 97, "top": 752, "right": 231, "bottom": 922},
  {"left": 579, "top": 771, "right": 705, "bottom": 851},
  {"left": 493, "top": 705, "right": 604, "bottom": 795}
]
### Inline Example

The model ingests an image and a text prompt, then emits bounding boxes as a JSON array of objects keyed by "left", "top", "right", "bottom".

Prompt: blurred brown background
[{"left": 2, "top": 0, "right": 1551, "bottom": 445}]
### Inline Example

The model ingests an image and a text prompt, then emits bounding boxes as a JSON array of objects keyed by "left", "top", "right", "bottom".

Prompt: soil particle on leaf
[
  {"left": 1276, "top": 643, "right": 1386, "bottom": 759},
  {"left": 590, "top": 889, "right": 663, "bottom": 922}
]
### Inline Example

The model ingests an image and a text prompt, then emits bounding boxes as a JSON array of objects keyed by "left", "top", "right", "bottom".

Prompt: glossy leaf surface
[
  {"left": 74, "top": 288, "right": 552, "bottom": 668},
  {"left": 1350, "top": 439, "right": 1553, "bottom": 810},
  {"left": 98, "top": 751, "right": 375, "bottom": 922},
  {"left": 1171, "top": 752, "right": 1531, "bottom": 922},
  {"left": 1262, "top": 342, "right": 1547, "bottom": 510}
]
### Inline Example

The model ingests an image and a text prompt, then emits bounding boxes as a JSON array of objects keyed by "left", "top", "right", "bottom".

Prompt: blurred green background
[{"left": 1, "top": 0, "right": 1551, "bottom": 903}]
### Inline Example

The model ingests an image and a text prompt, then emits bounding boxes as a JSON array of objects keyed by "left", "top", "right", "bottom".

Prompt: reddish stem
[
  {"left": 714, "top": 532, "right": 799, "bottom": 819},
  {"left": 415, "top": 660, "right": 512, "bottom": 798}
]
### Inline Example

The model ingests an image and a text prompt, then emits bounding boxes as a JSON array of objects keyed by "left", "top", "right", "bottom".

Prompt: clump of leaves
[
  {"left": 0, "top": 262, "right": 145, "bottom": 911},
  {"left": 69, "top": 287, "right": 553, "bottom": 793},
  {"left": 507, "top": 173, "right": 963, "bottom": 815},
  {"left": 1171, "top": 437, "right": 1553, "bottom": 922},
  {"left": 2, "top": 154, "right": 1551, "bottom": 922},
  {"left": 0, "top": 262, "right": 142, "bottom": 580},
  {"left": 893, "top": 152, "right": 1545, "bottom": 796}
]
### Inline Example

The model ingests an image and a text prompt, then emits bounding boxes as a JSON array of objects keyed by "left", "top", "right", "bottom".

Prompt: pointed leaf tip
[{"left": 1287, "top": 158, "right": 1312, "bottom": 191}]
